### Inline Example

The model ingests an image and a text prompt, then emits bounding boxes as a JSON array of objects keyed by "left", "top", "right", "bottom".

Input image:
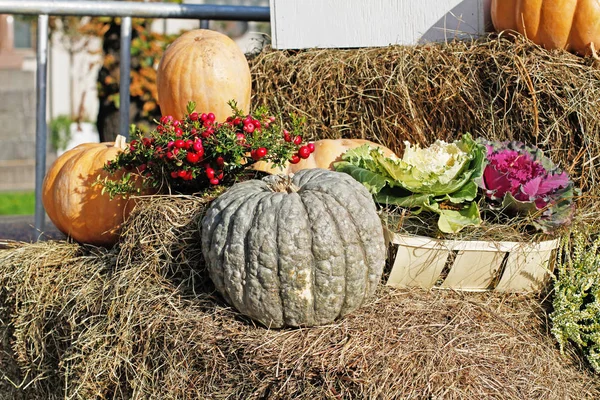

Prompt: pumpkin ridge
[
  {"left": 81, "top": 147, "right": 114, "bottom": 240},
  {"left": 276, "top": 191, "right": 314, "bottom": 326},
  {"left": 308, "top": 188, "right": 369, "bottom": 316},
  {"left": 305, "top": 174, "right": 384, "bottom": 305},
  {"left": 297, "top": 188, "right": 318, "bottom": 324},
  {"left": 233, "top": 192, "right": 275, "bottom": 322},
  {"left": 244, "top": 193, "right": 286, "bottom": 326},
  {"left": 54, "top": 148, "right": 92, "bottom": 236},
  {"left": 206, "top": 189, "right": 263, "bottom": 300},
  {"left": 300, "top": 189, "right": 347, "bottom": 323}
]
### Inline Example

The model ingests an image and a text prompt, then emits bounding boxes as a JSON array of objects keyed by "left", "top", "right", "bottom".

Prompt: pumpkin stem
[
  {"left": 114, "top": 135, "right": 128, "bottom": 151},
  {"left": 268, "top": 175, "right": 300, "bottom": 193}
]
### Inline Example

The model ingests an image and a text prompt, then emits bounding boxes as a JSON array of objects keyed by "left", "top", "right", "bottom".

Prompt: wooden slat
[
  {"left": 495, "top": 248, "right": 556, "bottom": 292},
  {"left": 439, "top": 250, "right": 505, "bottom": 291},
  {"left": 386, "top": 244, "right": 450, "bottom": 289}
]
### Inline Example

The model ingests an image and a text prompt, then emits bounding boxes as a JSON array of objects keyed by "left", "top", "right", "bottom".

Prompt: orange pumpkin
[
  {"left": 252, "top": 138, "right": 397, "bottom": 175},
  {"left": 156, "top": 29, "right": 252, "bottom": 121},
  {"left": 42, "top": 136, "right": 137, "bottom": 247},
  {"left": 491, "top": 0, "right": 600, "bottom": 56}
]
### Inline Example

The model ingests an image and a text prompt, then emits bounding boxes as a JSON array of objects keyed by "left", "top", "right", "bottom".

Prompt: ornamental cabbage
[
  {"left": 478, "top": 140, "right": 576, "bottom": 233},
  {"left": 334, "top": 134, "right": 486, "bottom": 234}
]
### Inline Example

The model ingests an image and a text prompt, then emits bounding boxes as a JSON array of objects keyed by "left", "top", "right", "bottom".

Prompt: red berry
[
  {"left": 269, "top": 116, "right": 276, "bottom": 122},
  {"left": 283, "top": 130, "right": 292, "bottom": 142},
  {"left": 243, "top": 123, "right": 255, "bottom": 133},
  {"left": 186, "top": 152, "right": 200, "bottom": 164},
  {"left": 207, "top": 112, "right": 215, "bottom": 121},
  {"left": 160, "top": 115, "right": 174, "bottom": 125},
  {"left": 137, "top": 163, "right": 147, "bottom": 172},
  {"left": 206, "top": 167, "right": 215, "bottom": 179},
  {"left": 178, "top": 170, "right": 187, "bottom": 178},
  {"left": 170, "top": 171, "right": 178, "bottom": 178},
  {"left": 189, "top": 112, "right": 199, "bottom": 121},
  {"left": 196, "top": 146, "right": 205, "bottom": 158},
  {"left": 307, "top": 142, "right": 315, "bottom": 153},
  {"left": 256, "top": 147, "right": 267, "bottom": 158},
  {"left": 250, "top": 149, "right": 257, "bottom": 160},
  {"left": 201, "top": 113, "right": 208, "bottom": 121},
  {"left": 184, "top": 170, "right": 193, "bottom": 181},
  {"left": 166, "top": 151, "right": 174, "bottom": 160},
  {"left": 190, "top": 128, "right": 197, "bottom": 135},
  {"left": 210, "top": 178, "right": 220, "bottom": 185},
  {"left": 290, "top": 154, "right": 301, "bottom": 164},
  {"left": 236, "top": 133, "right": 246, "bottom": 144},
  {"left": 216, "top": 156, "right": 225, "bottom": 167},
  {"left": 293, "top": 135, "right": 302, "bottom": 145},
  {"left": 167, "top": 140, "right": 175, "bottom": 149},
  {"left": 175, "top": 139, "right": 186, "bottom": 149},
  {"left": 193, "top": 141, "right": 203, "bottom": 152},
  {"left": 174, "top": 127, "right": 183, "bottom": 137},
  {"left": 298, "top": 146, "right": 311, "bottom": 159},
  {"left": 233, "top": 117, "right": 241, "bottom": 125},
  {"left": 172, "top": 120, "right": 181, "bottom": 127},
  {"left": 156, "top": 125, "right": 165, "bottom": 133},
  {"left": 185, "top": 139, "right": 194, "bottom": 149},
  {"left": 253, "top": 120, "right": 261, "bottom": 129}
]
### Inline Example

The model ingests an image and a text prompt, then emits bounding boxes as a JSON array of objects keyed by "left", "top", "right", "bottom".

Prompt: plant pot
[{"left": 385, "top": 229, "right": 559, "bottom": 293}]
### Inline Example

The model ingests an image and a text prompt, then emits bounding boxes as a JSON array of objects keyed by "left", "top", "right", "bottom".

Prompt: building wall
[
  {"left": 0, "top": 69, "right": 39, "bottom": 191},
  {"left": 270, "top": 0, "right": 492, "bottom": 49}
]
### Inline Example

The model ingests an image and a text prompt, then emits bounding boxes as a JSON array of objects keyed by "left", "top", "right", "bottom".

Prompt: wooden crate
[{"left": 385, "top": 230, "right": 559, "bottom": 293}]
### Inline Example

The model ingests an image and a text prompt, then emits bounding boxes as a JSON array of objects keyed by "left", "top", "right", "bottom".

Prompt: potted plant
[{"left": 334, "top": 135, "right": 577, "bottom": 293}]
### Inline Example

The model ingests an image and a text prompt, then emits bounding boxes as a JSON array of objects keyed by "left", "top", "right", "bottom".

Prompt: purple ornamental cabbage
[{"left": 479, "top": 140, "right": 576, "bottom": 233}]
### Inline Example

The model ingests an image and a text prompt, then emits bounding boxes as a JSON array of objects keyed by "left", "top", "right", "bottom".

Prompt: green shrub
[
  {"left": 49, "top": 115, "right": 72, "bottom": 151},
  {"left": 551, "top": 230, "right": 600, "bottom": 373}
]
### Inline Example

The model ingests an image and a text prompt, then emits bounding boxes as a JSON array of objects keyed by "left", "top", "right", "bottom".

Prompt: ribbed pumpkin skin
[
  {"left": 156, "top": 29, "right": 252, "bottom": 121},
  {"left": 201, "top": 169, "right": 386, "bottom": 328},
  {"left": 491, "top": 0, "right": 600, "bottom": 55},
  {"left": 252, "top": 138, "right": 397, "bottom": 175},
  {"left": 42, "top": 142, "right": 134, "bottom": 247}
]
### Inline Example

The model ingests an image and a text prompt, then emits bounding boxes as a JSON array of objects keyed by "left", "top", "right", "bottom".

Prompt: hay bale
[
  {"left": 249, "top": 33, "right": 600, "bottom": 198},
  {"left": 0, "top": 196, "right": 598, "bottom": 399}
]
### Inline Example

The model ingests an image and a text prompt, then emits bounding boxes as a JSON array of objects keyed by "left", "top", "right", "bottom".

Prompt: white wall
[
  {"left": 270, "top": 0, "right": 492, "bottom": 49},
  {"left": 49, "top": 33, "right": 102, "bottom": 122}
]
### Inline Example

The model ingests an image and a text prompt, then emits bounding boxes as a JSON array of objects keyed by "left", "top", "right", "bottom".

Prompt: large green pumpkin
[{"left": 201, "top": 169, "right": 386, "bottom": 328}]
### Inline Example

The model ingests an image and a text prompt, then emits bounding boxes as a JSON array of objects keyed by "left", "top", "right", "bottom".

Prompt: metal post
[
  {"left": 34, "top": 14, "right": 49, "bottom": 237},
  {"left": 119, "top": 16, "right": 131, "bottom": 139},
  {"left": 199, "top": 19, "right": 209, "bottom": 29}
]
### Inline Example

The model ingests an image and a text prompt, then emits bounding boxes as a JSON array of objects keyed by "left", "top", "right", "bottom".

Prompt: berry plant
[{"left": 100, "top": 101, "right": 314, "bottom": 197}]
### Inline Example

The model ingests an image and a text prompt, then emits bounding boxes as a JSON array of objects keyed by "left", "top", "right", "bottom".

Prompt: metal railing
[{"left": 0, "top": 0, "right": 270, "bottom": 237}]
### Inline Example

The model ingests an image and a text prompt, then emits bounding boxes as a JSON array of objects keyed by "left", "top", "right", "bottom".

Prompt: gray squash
[{"left": 201, "top": 169, "right": 386, "bottom": 328}]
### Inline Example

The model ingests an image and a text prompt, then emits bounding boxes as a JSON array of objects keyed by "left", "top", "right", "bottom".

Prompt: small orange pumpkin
[
  {"left": 156, "top": 29, "right": 252, "bottom": 121},
  {"left": 252, "top": 138, "right": 397, "bottom": 175},
  {"left": 491, "top": 0, "right": 600, "bottom": 56},
  {"left": 42, "top": 135, "right": 137, "bottom": 247}
]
